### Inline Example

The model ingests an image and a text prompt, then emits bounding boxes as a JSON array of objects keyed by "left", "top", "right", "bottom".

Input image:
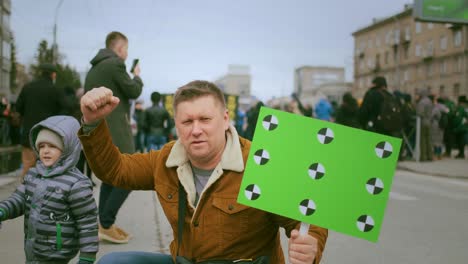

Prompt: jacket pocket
[
  {"left": 155, "top": 183, "right": 179, "bottom": 225},
  {"left": 211, "top": 197, "right": 250, "bottom": 233}
]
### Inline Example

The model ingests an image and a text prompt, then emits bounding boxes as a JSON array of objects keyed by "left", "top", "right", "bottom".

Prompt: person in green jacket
[
  {"left": 452, "top": 95, "right": 467, "bottom": 159},
  {"left": 84, "top": 31, "right": 143, "bottom": 244}
]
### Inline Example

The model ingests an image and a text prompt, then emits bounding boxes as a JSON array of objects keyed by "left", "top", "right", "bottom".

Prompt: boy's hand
[
  {"left": 80, "top": 87, "right": 120, "bottom": 124},
  {"left": 0, "top": 210, "right": 3, "bottom": 229},
  {"left": 77, "top": 259, "right": 94, "bottom": 264}
]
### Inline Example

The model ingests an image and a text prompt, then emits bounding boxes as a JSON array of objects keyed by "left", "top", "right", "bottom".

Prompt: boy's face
[{"left": 38, "top": 142, "right": 62, "bottom": 167}]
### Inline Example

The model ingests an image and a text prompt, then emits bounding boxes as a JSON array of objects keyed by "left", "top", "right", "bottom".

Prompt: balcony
[
  {"left": 372, "top": 63, "right": 381, "bottom": 73},
  {"left": 2, "top": 0, "right": 11, "bottom": 14},
  {"left": 446, "top": 23, "right": 462, "bottom": 30}
]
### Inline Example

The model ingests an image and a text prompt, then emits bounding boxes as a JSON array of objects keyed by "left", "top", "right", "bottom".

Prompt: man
[
  {"left": 358, "top": 76, "right": 402, "bottom": 137},
  {"left": 79, "top": 81, "right": 328, "bottom": 264},
  {"left": 145, "top": 91, "right": 170, "bottom": 151},
  {"left": 133, "top": 100, "right": 146, "bottom": 152},
  {"left": 16, "top": 63, "right": 64, "bottom": 178},
  {"left": 452, "top": 95, "right": 467, "bottom": 159},
  {"left": 84, "top": 31, "right": 143, "bottom": 243},
  {"left": 415, "top": 89, "right": 433, "bottom": 161}
]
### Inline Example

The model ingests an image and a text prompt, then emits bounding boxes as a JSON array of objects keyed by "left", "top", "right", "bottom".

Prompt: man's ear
[{"left": 224, "top": 109, "right": 230, "bottom": 130}]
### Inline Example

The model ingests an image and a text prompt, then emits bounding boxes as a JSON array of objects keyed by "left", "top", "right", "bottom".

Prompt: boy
[{"left": 0, "top": 115, "right": 98, "bottom": 264}]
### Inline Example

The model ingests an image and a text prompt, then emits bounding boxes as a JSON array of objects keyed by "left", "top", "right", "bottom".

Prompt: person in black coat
[
  {"left": 336, "top": 92, "right": 360, "bottom": 128},
  {"left": 16, "top": 63, "right": 65, "bottom": 178}
]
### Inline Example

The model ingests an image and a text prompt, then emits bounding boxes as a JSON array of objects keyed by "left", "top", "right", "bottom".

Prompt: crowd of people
[{"left": 236, "top": 76, "right": 467, "bottom": 162}]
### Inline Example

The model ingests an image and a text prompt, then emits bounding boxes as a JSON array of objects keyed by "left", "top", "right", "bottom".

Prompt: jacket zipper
[{"left": 56, "top": 222, "right": 62, "bottom": 251}]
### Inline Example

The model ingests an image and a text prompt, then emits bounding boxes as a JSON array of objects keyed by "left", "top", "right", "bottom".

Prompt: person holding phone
[{"left": 84, "top": 31, "right": 143, "bottom": 244}]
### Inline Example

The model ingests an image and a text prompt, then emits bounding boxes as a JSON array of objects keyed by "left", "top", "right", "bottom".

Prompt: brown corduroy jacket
[{"left": 79, "top": 120, "right": 328, "bottom": 263}]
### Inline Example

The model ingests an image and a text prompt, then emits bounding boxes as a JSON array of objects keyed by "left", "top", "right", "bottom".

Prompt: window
[
  {"left": 426, "top": 40, "right": 433, "bottom": 56},
  {"left": 386, "top": 30, "right": 392, "bottom": 44},
  {"left": 440, "top": 60, "right": 446, "bottom": 74},
  {"left": 367, "top": 58, "right": 373, "bottom": 68},
  {"left": 2, "top": 12, "right": 10, "bottom": 31},
  {"left": 404, "top": 69, "right": 409, "bottom": 82},
  {"left": 375, "top": 53, "right": 380, "bottom": 67},
  {"left": 405, "top": 26, "right": 411, "bottom": 41},
  {"left": 454, "top": 83, "right": 460, "bottom": 97},
  {"left": 360, "top": 60, "right": 365, "bottom": 70},
  {"left": 2, "top": 41, "right": 10, "bottom": 60},
  {"left": 360, "top": 40, "right": 366, "bottom": 50},
  {"left": 415, "top": 44, "right": 421, "bottom": 57},
  {"left": 439, "top": 85, "right": 445, "bottom": 96},
  {"left": 440, "top": 36, "right": 447, "bottom": 50},
  {"left": 394, "top": 29, "right": 400, "bottom": 44},
  {"left": 2, "top": 70, "right": 8, "bottom": 90},
  {"left": 375, "top": 35, "right": 381, "bottom": 47},
  {"left": 404, "top": 45, "right": 409, "bottom": 59},
  {"left": 427, "top": 23, "right": 433, "bottom": 30},
  {"left": 426, "top": 62, "right": 433, "bottom": 76},
  {"left": 454, "top": 30, "right": 462, "bottom": 47},
  {"left": 368, "top": 38, "right": 373, "bottom": 49},
  {"left": 415, "top": 22, "right": 422, "bottom": 34},
  {"left": 455, "top": 56, "right": 463, "bottom": 72}
]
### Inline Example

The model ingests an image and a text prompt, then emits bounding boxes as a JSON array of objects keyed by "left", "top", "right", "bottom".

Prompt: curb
[{"left": 397, "top": 165, "right": 467, "bottom": 179}]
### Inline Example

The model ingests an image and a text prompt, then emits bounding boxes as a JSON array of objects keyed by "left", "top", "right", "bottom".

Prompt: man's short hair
[
  {"left": 372, "top": 76, "right": 387, "bottom": 89},
  {"left": 105, "top": 31, "right": 128, "bottom": 49},
  {"left": 173, "top": 80, "right": 226, "bottom": 113},
  {"left": 151, "top": 92, "right": 161, "bottom": 104}
]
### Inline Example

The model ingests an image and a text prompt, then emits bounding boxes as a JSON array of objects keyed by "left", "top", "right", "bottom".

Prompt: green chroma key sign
[{"left": 237, "top": 107, "right": 402, "bottom": 242}]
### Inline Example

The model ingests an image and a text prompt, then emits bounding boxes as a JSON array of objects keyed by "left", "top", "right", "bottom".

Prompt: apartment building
[
  {"left": 352, "top": 5, "right": 467, "bottom": 101},
  {"left": 0, "top": 0, "right": 11, "bottom": 98},
  {"left": 215, "top": 65, "right": 252, "bottom": 111},
  {"left": 294, "top": 66, "right": 351, "bottom": 105}
]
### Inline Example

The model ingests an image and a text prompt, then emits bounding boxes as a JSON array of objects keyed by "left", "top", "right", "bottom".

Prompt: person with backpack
[
  {"left": 431, "top": 97, "right": 448, "bottom": 160},
  {"left": 416, "top": 89, "right": 434, "bottom": 162},
  {"left": 358, "top": 76, "right": 403, "bottom": 137}
]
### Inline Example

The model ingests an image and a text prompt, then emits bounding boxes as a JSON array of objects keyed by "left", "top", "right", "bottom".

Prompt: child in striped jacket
[{"left": 0, "top": 115, "right": 98, "bottom": 264}]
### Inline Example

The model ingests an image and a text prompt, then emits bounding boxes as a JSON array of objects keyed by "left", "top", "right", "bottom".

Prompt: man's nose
[{"left": 192, "top": 121, "right": 202, "bottom": 135}]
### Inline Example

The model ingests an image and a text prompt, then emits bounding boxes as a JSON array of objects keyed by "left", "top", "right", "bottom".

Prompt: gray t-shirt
[{"left": 191, "top": 165, "right": 214, "bottom": 206}]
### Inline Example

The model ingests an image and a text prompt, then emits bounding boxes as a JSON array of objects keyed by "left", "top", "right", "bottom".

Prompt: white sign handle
[{"left": 299, "top": 222, "right": 310, "bottom": 235}]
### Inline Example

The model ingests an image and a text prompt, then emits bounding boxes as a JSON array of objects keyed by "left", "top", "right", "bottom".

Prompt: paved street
[
  {"left": 0, "top": 166, "right": 467, "bottom": 263},
  {"left": 322, "top": 170, "right": 468, "bottom": 263}
]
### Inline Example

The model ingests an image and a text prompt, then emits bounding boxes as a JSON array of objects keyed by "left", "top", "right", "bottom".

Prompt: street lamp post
[{"left": 52, "top": 0, "right": 64, "bottom": 64}]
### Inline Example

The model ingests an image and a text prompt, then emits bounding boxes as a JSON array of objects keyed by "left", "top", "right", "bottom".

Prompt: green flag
[{"left": 237, "top": 107, "right": 402, "bottom": 242}]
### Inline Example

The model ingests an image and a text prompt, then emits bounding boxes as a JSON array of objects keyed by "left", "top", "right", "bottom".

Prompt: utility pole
[{"left": 52, "top": 0, "right": 64, "bottom": 64}]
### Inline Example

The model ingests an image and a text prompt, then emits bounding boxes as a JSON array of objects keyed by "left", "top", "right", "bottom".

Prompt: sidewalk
[{"left": 397, "top": 158, "right": 468, "bottom": 179}]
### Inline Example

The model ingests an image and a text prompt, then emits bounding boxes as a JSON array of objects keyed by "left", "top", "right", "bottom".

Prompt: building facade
[
  {"left": 214, "top": 65, "right": 252, "bottom": 111},
  {"left": 0, "top": 0, "right": 11, "bottom": 99},
  {"left": 294, "top": 66, "right": 350, "bottom": 105},
  {"left": 353, "top": 4, "right": 468, "bottom": 101}
]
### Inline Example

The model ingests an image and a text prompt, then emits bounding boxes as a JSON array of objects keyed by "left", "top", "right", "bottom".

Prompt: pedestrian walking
[
  {"left": 84, "top": 31, "right": 143, "bottom": 244},
  {"left": 416, "top": 89, "right": 433, "bottom": 161},
  {"left": 431, "top": 98, "right": 448, "bottom": 160},
  {"left": 145, "top": 92, "right": 170, "bottom": 151}
]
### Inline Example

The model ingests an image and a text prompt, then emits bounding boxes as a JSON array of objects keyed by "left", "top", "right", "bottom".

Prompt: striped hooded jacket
[{"left": 0, "top": 115, "right": 98, "bottom": 263}]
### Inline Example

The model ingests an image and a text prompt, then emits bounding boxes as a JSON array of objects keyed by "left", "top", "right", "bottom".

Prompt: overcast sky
[{"left": 12, "top": 0, "right": 411, "bottom": 103}]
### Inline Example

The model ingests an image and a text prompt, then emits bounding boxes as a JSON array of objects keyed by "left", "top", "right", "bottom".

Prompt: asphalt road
[{"left": 1, "top": 169, "right": 467, "bottom": 263}]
